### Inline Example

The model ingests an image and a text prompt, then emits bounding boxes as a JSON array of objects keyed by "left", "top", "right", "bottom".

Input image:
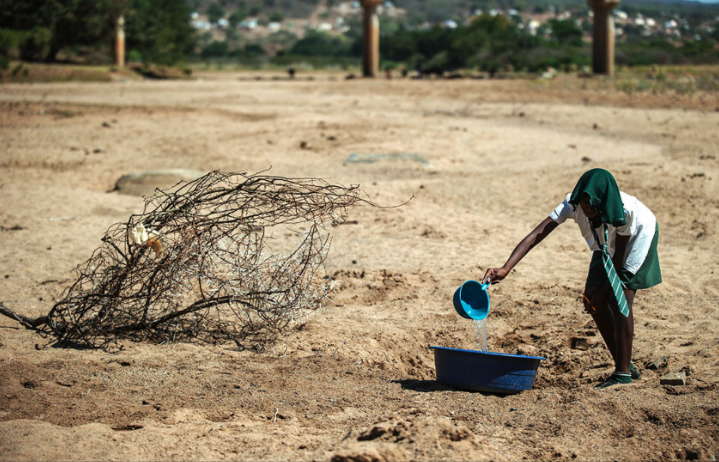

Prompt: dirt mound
[
  {"left": 332, "top": 417, "right": 504, "bottom": 462},
  {"left": 331, "top": 269, "right": 419, "bottom": 307},
  {"left": 331, "top": 443, "right": 410, "bottom": 462}
]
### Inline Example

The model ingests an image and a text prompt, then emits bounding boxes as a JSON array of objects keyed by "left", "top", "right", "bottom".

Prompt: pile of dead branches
[{"left": 0, "top": 171, "right": 373, "bottom": 347}]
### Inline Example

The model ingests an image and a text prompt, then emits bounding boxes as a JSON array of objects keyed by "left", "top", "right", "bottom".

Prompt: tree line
[
  {"left": 1, "top": 0, "right": 718, "bottom": 72},
  {"left": 276, "top": 14, "right": 719, "bottom": 73}
]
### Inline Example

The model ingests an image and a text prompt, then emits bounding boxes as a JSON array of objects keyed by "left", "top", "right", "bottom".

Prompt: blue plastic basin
[{"left": 429, "top": 346, "right": 545, "bottom": 394}]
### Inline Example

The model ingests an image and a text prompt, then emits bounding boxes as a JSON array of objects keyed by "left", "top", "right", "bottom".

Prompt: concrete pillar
[
  {"left": 361, "top": 0, "right": 382, "bottom": 77},
  {"left": 588, "top": 0, "right": 618, "bottom": 75},
  {"left": 115, "top": 15, "right": 125, "bottom": 67}
]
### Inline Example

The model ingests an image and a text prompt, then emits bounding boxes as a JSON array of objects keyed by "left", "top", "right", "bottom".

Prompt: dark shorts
[{"left": 586, "top": 223, "right": 662, "bottom": 291}]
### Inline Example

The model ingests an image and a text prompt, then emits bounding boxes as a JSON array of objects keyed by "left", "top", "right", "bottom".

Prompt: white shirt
[{"left": 550, "top": 192, "right": 657, "bottom": 274}]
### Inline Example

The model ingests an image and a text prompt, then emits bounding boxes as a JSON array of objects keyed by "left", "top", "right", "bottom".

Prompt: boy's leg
[
  {"left": 609, "top": 287, "right": 636, "bottom": 374},
  {"left": 583, "top": 285, "right": 617, "bottom": 362}
]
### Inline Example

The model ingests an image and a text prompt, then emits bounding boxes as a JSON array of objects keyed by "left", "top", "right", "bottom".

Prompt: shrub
[{"left": 201, "top": 40, "right": 229, "bottom": 58}]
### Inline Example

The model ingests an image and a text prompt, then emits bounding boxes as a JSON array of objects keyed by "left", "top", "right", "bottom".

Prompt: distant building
[
  {"left": 614, "top": 10, "right": 628, "bottom": 20},
  {"left": 217, "top": 18, "right": 229, "bottom": 28},
  {"left": 240, "top": 19, "right": 258, "bottom": 29},
  {"left": 444, "top": 19, "right": 458, "bottom": 29},
  {"left": 191, "top": 20, "right": 211, "bottom": 29},
  {"left": 268, "top": 22, "right": 281, "bottom": 31},
  {"left": 528, "top": 19, "right": 540, "bottom": 35}
]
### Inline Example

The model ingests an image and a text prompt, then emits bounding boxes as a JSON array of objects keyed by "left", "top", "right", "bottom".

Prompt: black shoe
[
  {"left": 630, "top": 362, "right": 641, "bottom": 380},
  {"left": 595, "top": 371, "right": 632, "bottom": 389}
]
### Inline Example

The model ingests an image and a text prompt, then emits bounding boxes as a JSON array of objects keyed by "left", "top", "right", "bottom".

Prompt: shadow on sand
[{"left": 395, "top": 378, "right": 512, "bottom": 397}]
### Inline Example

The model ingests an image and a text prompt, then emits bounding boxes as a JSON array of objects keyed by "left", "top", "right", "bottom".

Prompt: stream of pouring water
[{"left": 473, "top": 318, "right": 488, "bottom": 352}]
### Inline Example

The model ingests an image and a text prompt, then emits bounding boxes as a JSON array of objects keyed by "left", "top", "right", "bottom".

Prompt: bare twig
[{"left": 0, "top": 302, "right": 47, "bottom": 329}]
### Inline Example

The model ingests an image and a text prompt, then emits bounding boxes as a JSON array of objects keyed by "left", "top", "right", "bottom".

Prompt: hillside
[{"left": 186, "top": 0, "right": 719, "bottom": 24}]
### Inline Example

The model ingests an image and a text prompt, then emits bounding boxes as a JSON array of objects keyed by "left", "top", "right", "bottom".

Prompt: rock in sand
[
  {"left": 660, "top": 371, "right": 686, "bottom": 386},
  {"left": 646, "top": 356, "right": 668, "bottom": 370},
  {"left": 113, "top": 169, "right": 206, "bottom": 197}
]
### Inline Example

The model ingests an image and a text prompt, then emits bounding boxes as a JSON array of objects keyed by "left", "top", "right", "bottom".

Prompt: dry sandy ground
[{"left": 0, "top": 73, "right": 718, "bottom": 461}]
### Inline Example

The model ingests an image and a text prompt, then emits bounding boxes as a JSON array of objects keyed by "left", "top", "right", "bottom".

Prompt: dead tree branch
[{"left": 0, "top": 171, "right": 376, "bottom": 347}]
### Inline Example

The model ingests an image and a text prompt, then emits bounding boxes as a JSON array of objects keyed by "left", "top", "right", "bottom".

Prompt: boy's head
[
  {"left": 578, "top": 193, "right": 599, "bottom": 218},
  {"left": 569, "top": 169, "right": 626, "bottom": 227}
]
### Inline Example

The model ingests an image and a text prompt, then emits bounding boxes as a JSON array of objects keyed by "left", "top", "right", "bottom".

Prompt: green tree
[
  {"left": 207, "top": 2, "right": 225, "bottom": 24},
  {"left": 201, "top": 40, "right": 228, "bottom": 58},
  {"left": 269, "top": 11, "right": 284, "bottom": 23},
  {"left": 581, "top": 19, "right": 592, "bottom": 33},
  {"left": 125, "top": 0, "right": 196, "bottom": 65},
  {"left": 0, "top": 28, "right": 27, "bottom": 68},
  {"left": 0, "top": 0, "right": 122, "bottom": 62},
  {"left": 230, "top": 42, "right": 265, "bottom": 65},
  {"left": 549, "top": 19, "right": 583, "bottom": 46},
  {"left": 242, "top": 43, "right": 265, "bottom": 58},
  {"left": 229, "top": 8, "right": 247, "bottom": 28},
  {"left": 380, "top": 26, "right": 418, "bottom": 62},
  {"left": 0, "top": 0, "right": 195, "bottom": 65},
  {"left": 681, "top": 38, "right": 714, "bottom": 57},
  {"left": 289, "top": 30, "right": 351, "bottom": 56}
]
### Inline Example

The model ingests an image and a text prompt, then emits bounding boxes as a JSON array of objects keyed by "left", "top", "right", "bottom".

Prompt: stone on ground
[
  {"left": 660, "top": 372, "right": 687, "bottom": 386},
  {"left": 113, "top": 169, "right": 206, "bottom": 197}
]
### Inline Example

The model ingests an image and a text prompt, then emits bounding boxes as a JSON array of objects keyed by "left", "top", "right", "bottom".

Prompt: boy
[{"left": 482, "top": 169, "right": 661, "bottom": 388}]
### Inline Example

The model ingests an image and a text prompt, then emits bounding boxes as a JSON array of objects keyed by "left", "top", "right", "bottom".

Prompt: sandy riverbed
[{"left": 0, "top": 73, "right": 718, "bottom": 461}]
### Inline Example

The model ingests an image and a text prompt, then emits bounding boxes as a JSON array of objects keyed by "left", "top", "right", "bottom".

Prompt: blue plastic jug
[{"left": 453, "top": 279, "right": 491, "bottom": 320}]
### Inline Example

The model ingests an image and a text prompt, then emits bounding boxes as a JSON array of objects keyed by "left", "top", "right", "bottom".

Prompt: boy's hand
[{"left": 482, "top": 267, "right": 508, "bottom": 284}]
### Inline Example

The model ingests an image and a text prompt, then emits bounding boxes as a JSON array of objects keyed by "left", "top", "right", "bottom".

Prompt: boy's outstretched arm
[{"left": 482, "top": 217, "right": 558, "bottom": 284}]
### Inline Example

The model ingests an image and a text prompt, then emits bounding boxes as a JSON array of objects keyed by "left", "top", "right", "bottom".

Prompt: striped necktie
[{"left": 591, "top": 224, "right": 630, "bottom": 317}]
